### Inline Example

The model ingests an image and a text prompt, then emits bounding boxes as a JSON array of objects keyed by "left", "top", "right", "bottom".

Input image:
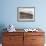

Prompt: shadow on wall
[{"left": 0, "top": 24, "right": 7, "bottom": 43}]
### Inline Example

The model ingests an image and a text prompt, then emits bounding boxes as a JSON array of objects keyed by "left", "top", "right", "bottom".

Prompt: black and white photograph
[{"left": 17, "top": 7, "right": 35, "bottom": 22}]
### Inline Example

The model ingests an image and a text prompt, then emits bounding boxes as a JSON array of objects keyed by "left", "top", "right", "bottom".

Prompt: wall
[{"left": 0, "top": 0, "right": 46, "bottom": 29}]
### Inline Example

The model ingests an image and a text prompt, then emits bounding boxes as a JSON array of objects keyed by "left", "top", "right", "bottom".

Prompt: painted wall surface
[{"left": 0, "top": 0, "right": 46, "bottom": 30}]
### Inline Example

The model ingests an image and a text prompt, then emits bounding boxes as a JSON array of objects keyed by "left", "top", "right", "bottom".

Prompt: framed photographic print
[{"left": 17, "top": 7, "right": 35, "bottom": 22}]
